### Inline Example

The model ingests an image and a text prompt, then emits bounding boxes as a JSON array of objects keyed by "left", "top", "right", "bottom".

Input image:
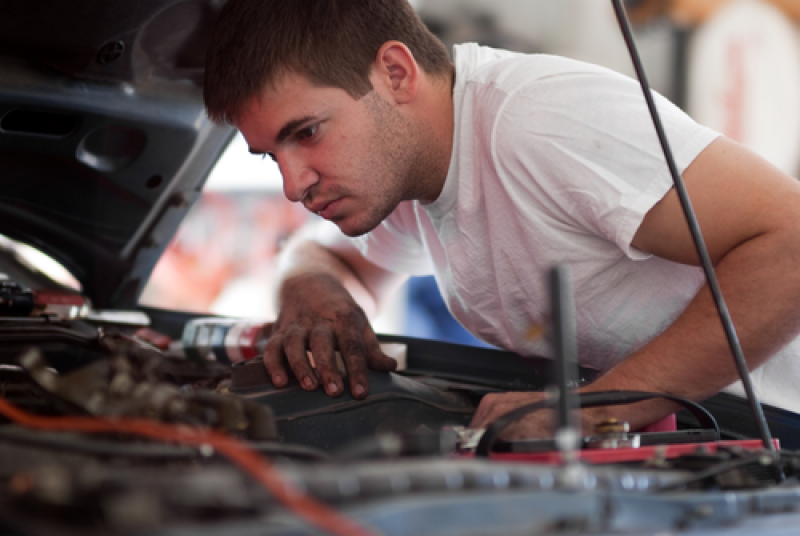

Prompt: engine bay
[{"left": 0, "top": 296, "right": 796, "bottom": 536}]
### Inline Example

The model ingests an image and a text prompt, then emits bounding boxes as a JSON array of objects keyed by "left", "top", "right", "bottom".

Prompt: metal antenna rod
[
  {"left": 610, "top": 0, "right": 776, "bottom": 452},
  {"left": 550, "top": 264, "right": 584, "bottom": 479},
  {"left": 551, "top": 264, "right": 579, "bottom": 432}
]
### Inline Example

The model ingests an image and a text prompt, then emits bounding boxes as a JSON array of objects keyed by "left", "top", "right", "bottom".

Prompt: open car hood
[{"left": 0, "top": 0, "right": 234, "bottom": 308}]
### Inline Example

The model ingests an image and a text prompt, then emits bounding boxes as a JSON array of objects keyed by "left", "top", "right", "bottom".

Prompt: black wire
[
  {"left": 475, "top": 399, "right": 549, "bottom": 457},
  {"left": 474, "top": 389, "right": 719, "bottom": 457},
  {"left": 0, "top": 425, "right": 330, "bottom": 462},
  {"left": 248, "top": 441, "right": 331, "bottom": 462},
  {"left": 656, "top": 450, "right": 780, "bottom": 492},
  {"left": 609, "top": 0, "right": 777, "bottom": 454}
]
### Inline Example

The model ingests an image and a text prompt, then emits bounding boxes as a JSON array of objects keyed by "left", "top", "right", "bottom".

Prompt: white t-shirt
[{"left": 320, "top": 43, "right": 800, "bottom": 413}]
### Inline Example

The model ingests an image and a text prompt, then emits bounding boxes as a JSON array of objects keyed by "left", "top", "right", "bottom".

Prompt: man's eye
[{"left": 296, "top": 125, "right": 318, "bottom": 141}]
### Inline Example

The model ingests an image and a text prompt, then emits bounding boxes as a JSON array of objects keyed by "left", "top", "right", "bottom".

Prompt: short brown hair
[{"left": 203, "top": 0, "right": 453, "bottom": 125}]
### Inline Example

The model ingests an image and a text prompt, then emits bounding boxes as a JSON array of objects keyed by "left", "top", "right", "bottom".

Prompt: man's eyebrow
[
  {"left": 276, "top": 115, "right": 316, "bottom": 144},
  {"left": 246, "top": 115, "right": 318, "bottom": 155}
]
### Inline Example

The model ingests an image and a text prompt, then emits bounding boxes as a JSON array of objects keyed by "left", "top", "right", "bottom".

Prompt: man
[{"left": 204, "top": 0, "right": 800, "bottom": 439}]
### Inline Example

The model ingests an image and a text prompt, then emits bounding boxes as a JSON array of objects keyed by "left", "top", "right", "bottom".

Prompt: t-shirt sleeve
[
  {"left": 313, "top": 201, "right": 435, "bottom": 276},
  {"left": 493, "top": 67, "right": 720, "bottom": 260}
]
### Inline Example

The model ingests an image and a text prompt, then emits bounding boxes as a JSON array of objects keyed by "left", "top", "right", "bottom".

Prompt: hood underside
[{"left": 0, "top": 0, "right": 234, "bottom": 308}]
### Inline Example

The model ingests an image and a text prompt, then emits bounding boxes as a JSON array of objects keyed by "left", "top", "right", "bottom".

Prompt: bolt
[{"left": 97, "top": 41, "right": 125, "bottom": 65}]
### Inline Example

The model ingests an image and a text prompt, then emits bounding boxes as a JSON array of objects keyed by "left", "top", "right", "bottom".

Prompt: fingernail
[
  {"left": 302, "top": 376, "right": 314, "bottom": 389},
  {"left": 327, "top": 382, "right": 338, "bottom": 395},
  {"left": 353, "top": 384, "right": 365, "bottom": 397},
  {"left": 273, "top": 374, "right": 284, "bottom": 386}
]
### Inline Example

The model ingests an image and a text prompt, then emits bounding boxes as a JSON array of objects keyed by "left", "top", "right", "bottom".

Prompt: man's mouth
[{"left": 308, "top": 198, "right": 342, "bottom": 220}]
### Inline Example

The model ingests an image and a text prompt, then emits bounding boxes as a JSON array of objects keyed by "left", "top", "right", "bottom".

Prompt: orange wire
[{"left": 0, "top": 396, "right": 377, "bottom": 536}]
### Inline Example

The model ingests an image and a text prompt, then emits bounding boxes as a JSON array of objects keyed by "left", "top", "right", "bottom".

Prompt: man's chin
[{"left": 333, "top": 217, "right": 379, "bottom": 238}]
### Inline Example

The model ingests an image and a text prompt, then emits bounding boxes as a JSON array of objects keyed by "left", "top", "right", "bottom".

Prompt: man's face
[{"left": 236, "top": 72, "right": 422, "bottom": 237}]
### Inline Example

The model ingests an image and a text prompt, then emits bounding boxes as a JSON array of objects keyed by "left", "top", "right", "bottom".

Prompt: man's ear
[{"left": 371, "top": 41, "right": 419, "bottom": 104}]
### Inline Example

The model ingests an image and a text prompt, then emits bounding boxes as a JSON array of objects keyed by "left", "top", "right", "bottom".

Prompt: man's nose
[{"left": 276, "top": 152, "right": 317, "bottom": 203}]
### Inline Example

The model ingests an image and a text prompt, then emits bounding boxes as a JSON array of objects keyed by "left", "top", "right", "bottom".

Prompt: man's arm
[
  {"left": 471, "top": 136, "right": 800, "bottom": 437},
  {"left": 264, "top": 225, "right": 408, "bottom": 399}
]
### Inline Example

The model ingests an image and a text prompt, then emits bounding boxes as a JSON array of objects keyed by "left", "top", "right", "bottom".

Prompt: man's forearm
[
  {"left": 276, "top": 234, "right": 380, "bottom": 318},
  {"left": 582, "top": 225, "right": 800, "bottom": 430}
]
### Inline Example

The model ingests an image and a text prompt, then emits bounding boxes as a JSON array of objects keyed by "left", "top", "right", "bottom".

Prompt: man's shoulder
[{"left": 453, "top": 43, "right": 615, "bottom": 91}]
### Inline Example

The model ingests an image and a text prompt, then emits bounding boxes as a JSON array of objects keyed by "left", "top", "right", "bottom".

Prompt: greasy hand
[
  {"left": 264, "top": 273, "right": 397, "bottom": 399},
  {"left": 470, "top": 391, "right": 553, "bottom": 440}
]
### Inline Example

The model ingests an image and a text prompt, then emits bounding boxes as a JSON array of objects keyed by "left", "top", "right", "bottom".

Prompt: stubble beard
[{"left": 337, "top": 92, "right": 425, "bottom": 238}]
